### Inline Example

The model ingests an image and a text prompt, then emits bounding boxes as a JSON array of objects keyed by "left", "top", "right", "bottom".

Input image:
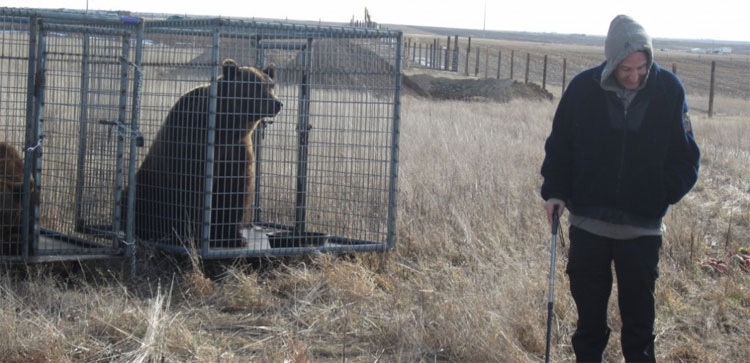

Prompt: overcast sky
[{"left": 6, "top": 0, "right": 749, "bottom": 42}]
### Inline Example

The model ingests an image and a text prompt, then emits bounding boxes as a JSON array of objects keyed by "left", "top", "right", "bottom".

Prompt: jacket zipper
[{"left": 615, "top": 106, "right": 628, "bottom": 205}]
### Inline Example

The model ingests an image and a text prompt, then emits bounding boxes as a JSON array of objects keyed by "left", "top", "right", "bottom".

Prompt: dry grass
[
  {"left": 1, "top": 89, "right": 747, "bottom": 362},
  {"left": 2, "top": 31, "right": 749, "bottom": 361}
]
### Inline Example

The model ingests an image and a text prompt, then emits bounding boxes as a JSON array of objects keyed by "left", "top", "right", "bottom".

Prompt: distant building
[
  {"left": 688, "top": 47, "right": 733, "bottom": 54},
  {"left": 712, "top": 47, "right": 733, "bottom": 54}
]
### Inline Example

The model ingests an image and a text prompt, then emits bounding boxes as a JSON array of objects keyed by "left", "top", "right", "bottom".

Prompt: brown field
[{"left": 0, "top": 32, "right": 749, "bottom": 362}]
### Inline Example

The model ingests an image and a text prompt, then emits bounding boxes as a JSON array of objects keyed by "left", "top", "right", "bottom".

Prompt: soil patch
[{"left": 403, "top": 72, "right": 553, "bottom": 103}]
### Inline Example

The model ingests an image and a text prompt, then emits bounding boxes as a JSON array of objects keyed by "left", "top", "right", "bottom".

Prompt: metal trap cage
[
  {"left": 0, "top": 8, "right": 402, "bottom": 262},
  {"left": 137, "top": 18, "right": 402, "bottom": 258},
  {"left": 0, "top": 8, "right": 142, "bottom": 262}
]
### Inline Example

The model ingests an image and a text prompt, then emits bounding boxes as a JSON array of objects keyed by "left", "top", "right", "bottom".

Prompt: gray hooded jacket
[{"left": 600, "top": 14, "right": 654, "bottom": 93}]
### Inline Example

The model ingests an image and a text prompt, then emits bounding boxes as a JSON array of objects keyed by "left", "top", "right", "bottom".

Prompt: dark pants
[{"left": 566, "top": 226, "right": 662, "bottom": 363}]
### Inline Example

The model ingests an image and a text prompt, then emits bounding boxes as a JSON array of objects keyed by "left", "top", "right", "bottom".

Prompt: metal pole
[
  {"left": 294, "top": 38, "right": 314, "bottom": 234},
  {"left": 22, "top": 15, "right": 39, "bottom": 259},
  {"left": 112, "top": 30, "right": 132, "bottom": 246},
  {"left": 126, "top": 19, "right": 145, "bottom": 282},
  {"left": 74, "top": 35, "right": 90, "bottom": 233},
  {"left": 543, "top": 55, "right": 548, "bottom": 89},
  {"left": 201, "top": 28, "right": 221, "bottom": 256},
  {"left": 708, "top": 60, "right": 716, "bottom": 118},
  {"left": 30, "top": 21, "right": 47, "bottom": 256},
  {"left": 545, "top": 207, "right": 561, "bottom": 363},
  {"left": 387, "top": 32, "right": 403, "bottom": 250},
  {"left": 562, "top": 58, "right": 567, "bottom": 94}
]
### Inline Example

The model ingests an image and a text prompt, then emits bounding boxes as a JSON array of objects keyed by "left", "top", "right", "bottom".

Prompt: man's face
[{"left": 615, "top": 51, "right": 649, "bottom": 90}]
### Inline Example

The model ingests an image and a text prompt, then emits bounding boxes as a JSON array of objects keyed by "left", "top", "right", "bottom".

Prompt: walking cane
[{"left": 544, "top": 205, "right": 560, "bottom": 363}]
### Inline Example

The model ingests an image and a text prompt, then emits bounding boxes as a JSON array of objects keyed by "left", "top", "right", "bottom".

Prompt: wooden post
[
  {"left": 497, "top": 50, "right": 502, "bottom": 79},
  {"left": 435, "top": 39, "right": 440, "bottom": 69},
  {"left": 418, "top": 43, "right": 422, "bottom": 66},
  {"left": 542, "top": 55, "right": 548, "bottom": 89},
  {"left": 672, "top": 63, "right": 677, "bottom": 74},
  {"left": 465, "top": 37, "right": 472, "bottom": 76},
  {"left": 562, "top": 58, "right": 567, "bottom": 94},
  {"left": 524, "top": 53, "right": 530, "bottom": 83},
  {"left": 429, "top": 40, "right": 435, "bottom": 68},
  {"left": 452, "top": 35, "right": 459, "bottom": 72},
  {"left": 445, "top": 36, "right": 451, "bottom": 71},
  {"left": 474, "top": 47, "right": 480, "bottom": 76},
  {"left": 433, "top": 39, "right": 438, "bottom": 69},
  {"left": 510, "top": 50, "right": 515, "bottom": 80},
  {"left": 403, "top": 39, "right": 409, "bottom": 69},
  {"left": 485, "top": 51, "right": 492, "bottom": 79},
  {"left": 708, "top": 60, "right": 716, "bottom": 118}
]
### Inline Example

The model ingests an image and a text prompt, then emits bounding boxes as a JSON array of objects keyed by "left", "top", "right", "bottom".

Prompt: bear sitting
[
  {"left": 0, "top": 141, "right": 35, "bottom": 255},
  {"left": 134, "top": 59, "right": 282, "bottom": 248}
]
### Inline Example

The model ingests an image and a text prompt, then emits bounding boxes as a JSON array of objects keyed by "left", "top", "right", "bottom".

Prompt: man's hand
[{"left": 544, "top": 198, "right": 566, "bottom": 225}]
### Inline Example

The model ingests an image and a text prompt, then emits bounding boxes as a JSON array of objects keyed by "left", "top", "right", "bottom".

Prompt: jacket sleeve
[
  {"left": 540, "top": 87, "right": 575, "bottom": 202},
  {"left": 663, "top": 93, "right": 700, "bottom": 205}
]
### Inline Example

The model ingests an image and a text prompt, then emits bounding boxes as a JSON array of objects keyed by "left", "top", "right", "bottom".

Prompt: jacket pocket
[{"left": 621, "top": 165, "right": 667, "bottom": 218}]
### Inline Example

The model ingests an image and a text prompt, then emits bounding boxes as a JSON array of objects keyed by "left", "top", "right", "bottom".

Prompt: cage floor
[
  {"left": 25, "top": 234, "right": 121, "bottom": 263},
  {"left": 200, "top": 226, "right": 384, "bottom": 254}
]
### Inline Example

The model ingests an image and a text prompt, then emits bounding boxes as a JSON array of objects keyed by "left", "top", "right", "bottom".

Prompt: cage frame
[
  {"left": 0, "top": 8, "right": 402, "bottom": 263},
  {"left": 139, "top": 17, "right": 403, "bottom": 259},
  {"left": 0, "top": 8, "right": 143, "bottom": 264}
]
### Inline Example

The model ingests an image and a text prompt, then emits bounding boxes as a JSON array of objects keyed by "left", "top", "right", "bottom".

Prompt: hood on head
[{"left": 601, "top": 15, "right": 653, "bottom": 89}]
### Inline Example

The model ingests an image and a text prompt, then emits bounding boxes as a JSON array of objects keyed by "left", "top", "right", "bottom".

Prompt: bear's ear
[
  {"left": 262, "top": 63, "right": 276, "bottom": 80},
  {"left": 222, "top": 59, "right": 239, "bottom": 80}
]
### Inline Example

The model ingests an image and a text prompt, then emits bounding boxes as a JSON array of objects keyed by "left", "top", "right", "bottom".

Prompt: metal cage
[
  {"left": 138, "top": 18, "right": 402, "bottom": 258},
  {"left": 0, "top": 8, "right": 142, "bottom": 262},
  {"left": 0, "top": 8, "right": 402, "bottom": 262}
]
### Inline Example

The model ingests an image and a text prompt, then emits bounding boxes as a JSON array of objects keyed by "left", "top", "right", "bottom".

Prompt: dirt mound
[{"left": 403, "top": 73, "right": 553, "bottom": 103}]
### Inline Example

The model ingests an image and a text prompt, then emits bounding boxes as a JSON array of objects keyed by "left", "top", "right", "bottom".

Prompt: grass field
[{"left": 1, "top": 34, "right": 749, "bottom": 362}]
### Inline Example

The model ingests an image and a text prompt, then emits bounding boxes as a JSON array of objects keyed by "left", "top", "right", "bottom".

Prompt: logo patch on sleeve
[{"left": 682, "top": 112, "right": 692, "bottom": 133}]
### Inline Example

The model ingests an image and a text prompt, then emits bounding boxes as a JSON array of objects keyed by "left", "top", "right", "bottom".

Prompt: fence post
[
  {"left": 445, "top": 35, "right": 451, "bottom": 71},
  {"left": 524, "top": 53, "right": 530, "bottom": 83},
  {"left": 485, "top": 51, "right": 489, "bottom": 78},
  {"left": 497, "top": 50, "right": 502, "bottom": 79},
  {"left": 452, "top": 35, "right": 459, "bottom": 72},
  {"left": 418, "top": 43, "right": 422, "bottom": 66},
  {"left": 510, "top": 50, "right": 515, "bottom": 80},
  {"left": 474, "top": 47, "right": 480, "bottom": 76},
  {"left": 435, "top": 38, "right": 440, "bottom": 69},
  {"left": 433, "top": 39, "right": 437, "bottom": 69},
  {"left": 465, "top": 37, "right": 471, "bottom": 76},
  {"left": 401, "top": 38, "right": 409, "bottom": 69},
  {"left": 432, "top": 39, "right": 436, "bottom": 69},
  {"left": 542, "top": 55, "right": 548, "bottom": 89},
  {"left": 672, "top": 63, "right": 677, "bottom": 74},
  {"left": 708, "top": 60, "right": 716, "bottom": 118},
  {"left": 562, "top": 58, "right": 567, "bottom": 94}
]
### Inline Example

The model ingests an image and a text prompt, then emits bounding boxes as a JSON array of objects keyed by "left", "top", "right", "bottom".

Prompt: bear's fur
[
  {"left": 0, "top": 141, "right": 34, "bottom": 255},
  {"left": 134, "top": 59, "right": 282, "bottom": 248}
]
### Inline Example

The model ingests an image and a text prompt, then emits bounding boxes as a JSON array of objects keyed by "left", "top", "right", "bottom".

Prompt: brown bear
[
  {"left": 0, "top": 141, "right": 34, "bottom": 255},
  {"left": 134, "top": 59, "right": 282, "bottom": 248}
]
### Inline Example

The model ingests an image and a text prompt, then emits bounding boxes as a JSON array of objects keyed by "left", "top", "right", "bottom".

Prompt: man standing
[{"left": 540, "top": 15, "right": 700, "bottom": 362}]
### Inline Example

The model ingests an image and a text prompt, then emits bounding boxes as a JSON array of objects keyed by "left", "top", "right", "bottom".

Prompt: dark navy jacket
[{"left": 541, "top": 62, "right": 700, "bottom": 228}]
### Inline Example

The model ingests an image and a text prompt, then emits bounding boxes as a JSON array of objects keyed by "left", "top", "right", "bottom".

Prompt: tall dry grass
[{"left": 1, "top": 91, "right": 748, "bottom": 362}]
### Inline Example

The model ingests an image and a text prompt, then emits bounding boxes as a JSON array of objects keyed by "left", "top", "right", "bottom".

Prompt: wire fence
[{"left": 404, "top": 36, "right": 750, "bottom": 117}]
